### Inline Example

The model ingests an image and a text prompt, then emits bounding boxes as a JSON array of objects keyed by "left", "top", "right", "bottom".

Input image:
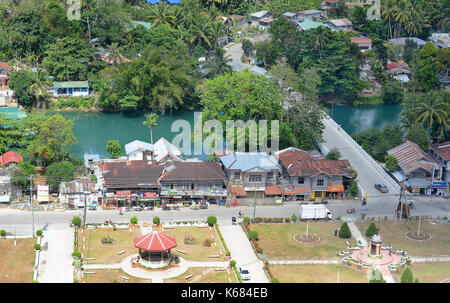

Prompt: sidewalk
[
  {"left": 220, "top": 225, "right": 268, "bottom": 283},
  {"left": 37, "top": 226, "right": 74, "bottom": 283},
  {"left": 347, "top": 220, "right": 368, "bottom": 247}
]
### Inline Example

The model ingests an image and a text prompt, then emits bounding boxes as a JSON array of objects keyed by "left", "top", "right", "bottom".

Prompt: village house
[
  {"left": 249, "top": 11, "right": 272, "bottom": 27},
  {"left": 322, "top": 0, "right": 337, "bottom": 8},
  {"left": 388, "top": 140, "right": 442, "bottom": 195},
  {"left": 351, "top": 36, "right": 372, "bottom": 52},
  {"left": 296, "top": 10, "right": 322, "bottom": 22},
  {"left": 0, "top": 151, "right": 23, "bottom": 167},
  {"left": 0, "top": 62, "right": 14, "bottom": 107},
  {"left": 159, "top": 161, "right": 227, "bottom": 205},
  {"left": 0, "top": 62, "right": 11, "bottom": 89},
  {"left": 258, "top": 17, "right": 275, "bottom": 30},
  {"left": 386, "top": 62, "right": 410, "bottom": 83},
  {"left": 124, "top": 138, "right": 182, "bottom": 163},
  {"left": 297, "top": 19, "right": 330, "bottom": 31},
  {"left": 94, "top": 159, "right": 165, "bottom": 208},
  {"left": 431, "top": 33, "right": 449, "bottom": 49},
  {"left": 148, "top": 0, "right": 180, "bottom": 4},
  {"left": 59, "top": 180, "right": 97, "bottom": 209},
  {"left": 53, "top": 81, "right": 90, "bottom": 97},
  {"left": 0, "top": 165, "right": 21, "bottom": 203},
  {"left": 388, "top": 37, "right": 426, "bottom": 48},
  {"left": 430, "top": 141, "right": 450, "bottom": 183},
  {"left": 275, "top": 147, "right": 352, "bottom": 201},
  {"left": 229, "top": 14, "right": 247, "bottom": 29},
  {"left": 326, "top": 18, "right": 353, "bottom": 32},
  {"left": 219, "top": 152, "right": 281, "bottom": 199},
  {"left": 84, "top": 153, "right": 100, "bottom": 173}
]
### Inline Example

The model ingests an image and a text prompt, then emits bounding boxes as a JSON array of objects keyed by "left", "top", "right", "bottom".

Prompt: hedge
[{"left": 214, "top": 224, "right": 230, "bottom": 256}]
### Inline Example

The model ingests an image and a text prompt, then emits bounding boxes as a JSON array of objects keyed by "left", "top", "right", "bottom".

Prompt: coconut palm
[
  {"left": 143, "top": 113, "right": 159, "bottom": 145},
  {"left": 204, "top": 47, "right": 233, "bottom": 78},
  {"left": 414, "top": 92, "right": 449, "bottom": 138},
  {"left": 147, "top": 3, "right": 176, "bottom": 29},
  {"left": 382, "top": 0, "right": 397, "bottom": 39},
  {"left": 312, "top": 26, "right": 327, "bottom": 59},
  {"left": 29, "top": 69, "right": 51, "bottom": 109}
]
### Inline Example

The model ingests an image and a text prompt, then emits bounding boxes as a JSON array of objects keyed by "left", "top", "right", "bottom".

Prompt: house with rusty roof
[
  {"left": 387, "top": 140, "right": 442, "bottom": 195},
  {"left": 219, "top": 152, "right": 281, "bottom": 198},
  {"left": 94, "top": 159, "right": 166, "bottom": 208},
  {"left": 275, "top": 147, "right": 352, "bottom": 201},
  {"left": 59, "top": 180, "right": 97, "bottom": 209},
  {"left": 430, "top": 141, "right": 450, "bottom": 183},
  {"left": 159, "top": 161, "right": 227, "bottom": 204}
]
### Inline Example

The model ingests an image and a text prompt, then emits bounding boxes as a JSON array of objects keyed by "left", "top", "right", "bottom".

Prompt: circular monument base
[
  {"left": 293, "top": 234, "right": 320, "bottom": 244},
  {"left": 405, "top": 231, "right": 431, "bottom": 241}
]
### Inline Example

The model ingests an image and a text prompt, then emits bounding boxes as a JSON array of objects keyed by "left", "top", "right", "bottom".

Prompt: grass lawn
[
  {"left": 83, "top": 228, "right": 142, "bottom": 264},
  {"left": 0, "top": 238, "right": 36, "bottom": 283},
  {"left": 81, "top": 269, "right": 152, "bottom": 283},
  {"left": 356, "top": 220, "right": 450, "bottom": 257},
  {"left": 165, "top": 267, "right": 237, "bottom": 283},
  {"left": 250, "top": 222, "right": 350, "bottom": 259},
  {"left": 155, "top": 226, "right": 224, "bottom": 262},
  {"left": 396, "top": 263, "right": 450, "bottom": 283},
  {"left": 270, "top": 264, "right": 369, "bottom": 283}
]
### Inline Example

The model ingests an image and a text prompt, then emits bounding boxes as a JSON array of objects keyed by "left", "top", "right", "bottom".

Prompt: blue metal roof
[
  {"left": 220, "top": 152, "right": 281, "bottom": 172},
  {"left": 147, "top": 0, "right": 180, "bottom": 4}
]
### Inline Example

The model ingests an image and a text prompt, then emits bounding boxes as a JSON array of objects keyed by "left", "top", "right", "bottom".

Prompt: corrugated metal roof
[
  {"left": 387, "top": 140, "right": 436, "bottom": 173},
  {"left": 298, "top": 20, "right": 329, "bottom": 31},
  {"left": 160, "top": 161, "right": 226, "bottom": 182},
  {"left": 431, "top": 141, "right": 450, "bottom": 161},
  {"left": 53, "top": 81, "right": 89, "bottom": 88},
  {"left": 153, "top": 137, "right": 182, "bottom": 162},
  {"left": 125, "top": 140, "right": 154, "bottom": 155},
  {"left": 0, "top": 151, "right": 23, "bottom": 166},
  {"left": 220, "top": 152, "right": 281, "bottom": 172}
]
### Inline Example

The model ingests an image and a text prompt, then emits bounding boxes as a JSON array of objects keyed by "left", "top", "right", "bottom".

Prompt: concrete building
[
  {"left": 59, "top": 180, "right": 97, "bottom": 209},
  {"left": 219, "top": 152, "right": 281, "bottom": 198},
  {"left": 53, "top": 81, "right": 89, "bottom": 97},
  {"left": 296, "top": 10, "right": 322, "bottom": 22},
  {"left": 430, "top": 141, "right": 450, "bottom": 183},
  {"left": 351, "top": 37, "right": 372, "bottom": 52},
  {"left": 275, "top": 147, "right": 352, "bottom": 201},
  {"left": 249, "top": 11, "right": 272, "bottom": 26},
  {"left": 326, "top": 18, "right": 353, "bottom": 31}
]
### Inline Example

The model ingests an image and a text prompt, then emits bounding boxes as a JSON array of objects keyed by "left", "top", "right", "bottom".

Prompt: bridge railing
[{"left": 322, "top": 113, "right": 400, "bottom": 193}]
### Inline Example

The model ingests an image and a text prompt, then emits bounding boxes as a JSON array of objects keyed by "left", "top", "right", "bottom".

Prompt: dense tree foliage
[{"left": 45, "top": 161, "right": 75, "bottom": 192}]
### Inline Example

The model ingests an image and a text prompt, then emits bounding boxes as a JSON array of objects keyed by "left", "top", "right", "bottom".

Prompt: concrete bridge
[{"left": 224, "top": 42, "right": 401, "bottom": 202}]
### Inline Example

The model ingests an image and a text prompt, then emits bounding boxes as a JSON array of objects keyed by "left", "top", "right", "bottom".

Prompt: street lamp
[{"left": 83, "top": 191, "right": 90, "bottom": 227}]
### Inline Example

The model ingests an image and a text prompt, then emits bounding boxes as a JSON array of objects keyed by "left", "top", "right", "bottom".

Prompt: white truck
[{"left": 298, "top": 205, "right": 332, "bottom": 220}]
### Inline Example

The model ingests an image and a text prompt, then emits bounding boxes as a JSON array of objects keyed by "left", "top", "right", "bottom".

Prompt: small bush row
[
  {"left": 250, "top": 217, "right": 293, "bottom": 224},
  {"left": 214, "top": 224, "right": 231, "bottom": 256}
]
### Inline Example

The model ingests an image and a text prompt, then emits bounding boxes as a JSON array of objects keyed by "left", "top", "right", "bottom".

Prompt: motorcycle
[
  {"left": 162, "top": 205, "right": 171, "bottom": 211},
  {"left": 172, "top": 205, "right": 180, "bottom": 211},
  {"left": 238, "top": 212, "right": 244, "bottom": 218},
  {"left": 347, "top": 207, "right": 356, "bottom": 214}
]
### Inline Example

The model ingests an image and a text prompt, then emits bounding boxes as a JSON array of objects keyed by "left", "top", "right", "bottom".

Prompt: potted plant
[
  {"left": 72, "top": 251, "right": 81, "bottom": 260},
  {"left": 130, "top": 216, "right": 138, "bottom": 226},
  {"left": 0, "top": 230, "right": 6, "bottom": 238},
  {"left": 36, "top": 230, "right": 43, "bottom": 237},
  {"left": 207, "top": 216, "right": 217, "bottom": 227},
  {"left": 34, "top": 243, "right": 41, "bottom": 251},
  {"left": 153, "top": 216, "right": 161, "bottom": 227}
]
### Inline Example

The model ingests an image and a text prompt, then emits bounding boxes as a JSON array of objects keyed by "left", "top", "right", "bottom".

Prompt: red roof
[
  {"left": 387, "top": 140, "right": 435, "bottom": 173},
  {"left": 386, "top": 62, "right": 409, "bottom": 70},
  {"left": 265, "top": 185, "right": 311, "bottom": 195},
  {"left": 431, "top": 141, "right": 450, "bottom": 161},
  {"left": 133, "top": 231, "right": 177, "bottom": 252},
  {"left": 351, "top": 37, "right": 372, "bottom": 44},
  {"left": 231, "top": 186, "right": 246, "bottom": 197},
  {"left": 229, "top": 14, "right": 244, "bottom": 21},
  {"left": 0, "top": 62, "right": 11, "bottom": 69},
  {"left": 0, "top": 151, "right": 23, "bottom": 166}
]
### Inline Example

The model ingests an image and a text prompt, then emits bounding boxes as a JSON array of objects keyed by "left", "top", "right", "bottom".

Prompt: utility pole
[
  {"left": 253, "top": 192, "right": 256, "bottom": 220},
  {"left": 83, "top": 191, "right": 89, "bottom": 228},
  {"left": 30, "top": 174, "right": 35, "bottom": 238}
]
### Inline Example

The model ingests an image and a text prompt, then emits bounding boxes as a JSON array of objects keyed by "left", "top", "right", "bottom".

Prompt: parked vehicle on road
[
  {"left": 298, "top": 205, "right": 332, "bottom": 220},
  {"left": 347, "top": 207, "right": 356, "bottom": 214},
  {"left": 231, "top": 216, "right": 237, "bottom": 225},
  {"left": 375, "top": 184, "right": 389, "bottom": 193},
  {"left": 239, "top": 268, "right": 251, "bottom": 281},
  {"left": 199, "top": 201, "right": 208, "bottom": 209},
  {"left": 88, "top": 206, "right": 96, "bottom": 211},
  {"left": 162, "top": 205, "right": 171, "bottom": 211}
]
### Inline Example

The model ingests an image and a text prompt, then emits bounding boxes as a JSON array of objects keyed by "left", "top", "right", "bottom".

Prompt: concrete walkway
[
  {"left": 348, "top": 220, "right": 368, "bottom": 247},
  {"left": 268, "top": 260, "right": 338, "bottom": 265},
  {"left": 220, "top": 225, "right": 269, "bottom": 283},
  {"left": 37, "top": 226, "right": 74, "bottom": 283},
  {"left": 411, "top": 256, "right": 450, "bottom": 262}
]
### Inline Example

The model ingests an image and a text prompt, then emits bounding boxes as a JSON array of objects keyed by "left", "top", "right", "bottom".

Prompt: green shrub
[
  {"left": 0, "top": 230, "right": 6, "bottom": 237},
  {"left": 365, "top": 222, "right": 377, "bottom": 237},
  {"left": 230, "top": 260, "right": 236, "bottom": 267},
  {"left": 72, "top": 251, "right": 81, "bottom": 258},
  {"left": 369, "top": 269, "right": 385, "bottom": 283},
  {"left": 34, "top": 243, "right": 41, "bottom": 250},
  {"left": 248, "top": 230, "right": 259, "bottom": 240},
  {"left": 36, "top": 230, "right": 43, "bottom": 237},
  {"left": 414, "top": 278, "right": 420, "bottom": 283},
  {"left": 401, "top": 267, "right": 414, "bottom": 283},
  {"left": 153, "top": 217, "right": 160, "bottom": 225},
  {"left": 71, "top": 217, "right": 82, "bottom": 227},
  {"left": 360, "top": 213, "right": 366, "bottom": 220},
  {"left": 243, "top": 217, "right": 250, "bottom": 223},
  {"left": 347, "top": 181, "right": 359, "bottom": 197},
  {"left": 291, "top": 214, "right": 297, "bottom": 222},
  {"left": 271, "top": 278, "right": 280, "bottom": 283},
  {"left": 339, "top": 222, "right": 352, "bottom": 238},
  {"left": 207, "top": 216, "right": 217, "bottom": 226},
  {"left": 130, "top": 216, "right": 138, "bottom": 224}
]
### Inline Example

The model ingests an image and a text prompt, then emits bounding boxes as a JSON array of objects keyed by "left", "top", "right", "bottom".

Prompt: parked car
[
  {"left": 239, "top": 268, "right": 251, "bottom": 281},
  {"left": 375, "top": 184, "right": 388, "bottom": 193},
  {"left": 199, "top": 201, "right": 208, "bottom": 209}
]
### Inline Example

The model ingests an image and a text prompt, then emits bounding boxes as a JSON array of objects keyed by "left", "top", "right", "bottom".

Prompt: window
[
  {"left": 268, "top": 172, "right": 273, "bottom": 179},
  {"left": 298, "top": 177, "right": 305, "bottom": 184},
  {"left": 234, "top": 172, "right": 241, "bottom": 179},
  {"left": 317, "top": 179, "right": 324, "bottom": 186},
  {"left": 170, "top": 184, "right": 173, "bottom": 189},
  {"left": 191, "top": 183, "right": 195, "bottom": 189},
  {"left": 249, "top": 175, "right": 262, "bottom": 182}
]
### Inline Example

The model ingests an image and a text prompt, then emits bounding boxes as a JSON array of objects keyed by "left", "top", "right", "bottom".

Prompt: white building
[{"left": 431, "top": 33, "right": 450, "bottom": 49}]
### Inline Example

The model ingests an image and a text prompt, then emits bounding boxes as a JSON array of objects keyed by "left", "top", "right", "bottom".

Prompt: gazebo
[{"left": 133, "top": 231, "right": 177, "bottom": 269}]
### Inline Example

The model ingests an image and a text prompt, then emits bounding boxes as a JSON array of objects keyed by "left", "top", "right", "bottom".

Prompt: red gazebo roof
[
  {"left": 133, "top": 231, "right": 177, "bottom": 252},
  {"left": 0, "top": 151, "right": 23, "bottom": 166}
]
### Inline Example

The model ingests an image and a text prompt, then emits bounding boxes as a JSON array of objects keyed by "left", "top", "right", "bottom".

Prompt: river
[{"left": 59, "top": 104, "right": 402, "bottom": 158}]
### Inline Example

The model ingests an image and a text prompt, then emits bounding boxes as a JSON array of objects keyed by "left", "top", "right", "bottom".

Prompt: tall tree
[{"left": 142, "top": 113, "right": 159, "bottom": 145}]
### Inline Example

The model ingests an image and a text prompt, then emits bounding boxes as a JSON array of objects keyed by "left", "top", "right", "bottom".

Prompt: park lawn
[
  {"left": 81, "top": 269, "right": 152, "bottom": 283},
  {"left": 270, "top": 264, "right": 369, "bottom": 283},
  {"left": 155, "top": 226, "right": 224, "bottom": 262},
  {"left": 250, "top": 222, "right": 350, "bottom": 259},
  {"left": 0, "top": 238, "right": 36, "bottom": 283},
  {"left": 355, "top": 220, "right": 450, "bottom": 257},
  {"left": 396, "top": 263, "right": 450, "bottom": 283},
  {"left": 83, "top": 228, "right": 142, "bottom": 264},
  {"left": 165, "top": 267, "right": 237, "bottom": 283}
]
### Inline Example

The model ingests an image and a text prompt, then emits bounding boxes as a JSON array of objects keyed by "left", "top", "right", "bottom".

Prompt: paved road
[
  {"left": 220, "top": 225, "right": 268, "bottom": 283},
  {"left": 1, "top": 199, "right": 448, "bottom": 236}
]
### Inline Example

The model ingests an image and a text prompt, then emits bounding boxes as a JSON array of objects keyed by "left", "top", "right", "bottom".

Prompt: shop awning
[
  {"left": 431, "top": 181, "right": 448, "bottom": 189},
  {"left": 327, "top": 184, "right": 344, "bottom": 192},
  {"left": 231, "top": 186, "right": 247, "bottom": 197}
]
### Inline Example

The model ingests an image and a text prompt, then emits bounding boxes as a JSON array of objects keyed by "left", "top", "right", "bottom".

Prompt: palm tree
[
  {"left": 414, "top": 92, "right": 449, "bottom": 138},
  {"left": 143, "top": 113, "right": 159, "bottom": 145},
  {"left": 107, "top": 43, "right": 123, "bottom": 67},
  {"left": 204, "top": 47, "right": 233, "bottom": 78},
  {"left": 312, "top": 26, "right": 327, "bottom": 59},
  {"left": 29, "top": 69, "right": 51, "bottom": 109},
  {"left": 147, "top": 3, "right": 176, "bottom": 28},
  {"left": 382, "top": 0, "right": 397, "bottom": 39}
]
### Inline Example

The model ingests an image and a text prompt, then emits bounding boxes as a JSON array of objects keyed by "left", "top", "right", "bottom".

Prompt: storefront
[
  {"left": 431, "top": 181, "right": 448, "bottom": 196},
  {"left": 326, "top": 184, "right": 344, "bottom": 199},
  {"left": 138, "top": 192, "right": 160, "bottom": 206}
]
